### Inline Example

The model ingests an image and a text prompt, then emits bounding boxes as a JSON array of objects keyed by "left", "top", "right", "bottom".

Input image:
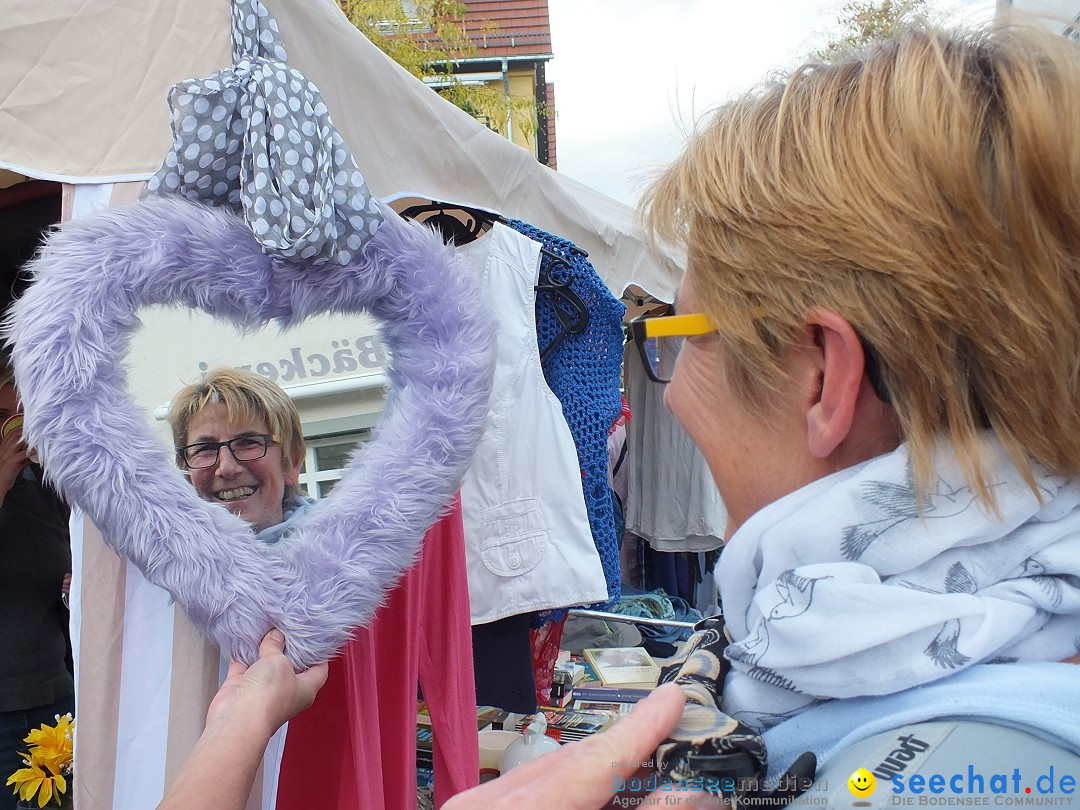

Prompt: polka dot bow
[{"left": 144, "top": 0, "right": 383, "bottom": 265}]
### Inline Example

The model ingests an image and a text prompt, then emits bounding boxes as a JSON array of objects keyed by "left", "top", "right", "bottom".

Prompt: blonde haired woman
[{"left": 634, "top": 15, "right": 1080, "bottom": 795}]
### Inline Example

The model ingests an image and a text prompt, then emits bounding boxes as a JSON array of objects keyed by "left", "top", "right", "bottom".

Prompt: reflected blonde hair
[
  {"left": 168, "top": 368, "right": 305, "bottom": 495},
  {"left": 643, "top": 16, "right": 1080, "bottom": 506}
]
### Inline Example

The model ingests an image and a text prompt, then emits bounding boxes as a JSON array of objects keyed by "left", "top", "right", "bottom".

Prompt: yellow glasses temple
[{"left": 643, "top": 313, "right": 716, "bottom": 338}]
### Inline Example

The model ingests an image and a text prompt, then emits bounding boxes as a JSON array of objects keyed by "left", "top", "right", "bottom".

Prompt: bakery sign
[{"left": 195, "top": 333, "right": 387, "bottom": 384}]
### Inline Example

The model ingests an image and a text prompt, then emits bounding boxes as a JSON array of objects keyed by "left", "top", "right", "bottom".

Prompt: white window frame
[{"left": 297, "top": 430, "right": 371, "bottom": 499}]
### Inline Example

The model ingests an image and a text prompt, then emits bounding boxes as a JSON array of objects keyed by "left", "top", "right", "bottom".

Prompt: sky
[{"left": 546, "top": 0, "right": 996, "bottom": 208}]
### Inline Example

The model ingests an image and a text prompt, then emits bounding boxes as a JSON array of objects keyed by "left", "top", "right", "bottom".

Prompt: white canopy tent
[{"left": 0, "top": 0, "right": 682, "bottom": 299}]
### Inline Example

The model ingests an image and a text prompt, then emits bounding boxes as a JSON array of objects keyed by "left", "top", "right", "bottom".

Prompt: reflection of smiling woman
[{"left": 170, "top": 369, "right": 306, "bottom": 533}]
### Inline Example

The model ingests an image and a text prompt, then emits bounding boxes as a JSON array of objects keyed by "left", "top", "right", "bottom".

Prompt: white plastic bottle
[{"left": 499, "top": 713, "right": 562, "bottom": 772}]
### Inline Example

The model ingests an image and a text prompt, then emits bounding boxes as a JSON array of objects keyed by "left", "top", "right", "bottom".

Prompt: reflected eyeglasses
[
  {"left": 629, "top": 310, "right": 892, "bottom": 403},
  {"left": 177, "top": 433, "right": 280, "bottom": 469}
]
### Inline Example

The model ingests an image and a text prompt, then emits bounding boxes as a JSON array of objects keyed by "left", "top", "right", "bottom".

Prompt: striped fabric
[
  {"left": 72, "top": 514, "right": 285, "bottom": 810},
  {"left": 65, "top": 182, "right": 285, "bottom": 810}
]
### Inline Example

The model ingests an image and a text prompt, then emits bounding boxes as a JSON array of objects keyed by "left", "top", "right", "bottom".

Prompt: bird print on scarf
[
  {"left": 925, "top": 618, "right": 970, "bottom": 669},
  {"left": 842, "top": 473, "right": 983, "bottom": 560},
  {"left": 728, "top": 570, "right": 828, "bottom": 691}
]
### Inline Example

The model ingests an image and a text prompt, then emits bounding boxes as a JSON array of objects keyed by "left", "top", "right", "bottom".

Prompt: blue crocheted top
[{"left": 505, "top": 219, "right": 625, "bottom": 611}]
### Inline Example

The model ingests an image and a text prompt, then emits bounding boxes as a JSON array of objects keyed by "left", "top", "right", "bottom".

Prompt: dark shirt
[{"left": 0, "top": 464, "right": 73, "bottom": 711}]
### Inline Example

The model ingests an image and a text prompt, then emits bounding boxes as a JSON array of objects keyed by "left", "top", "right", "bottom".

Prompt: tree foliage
[
  {"left": 337, "top": 0, "right": 542, "bottom": 141},
  {"left": 814, "top": 0, "right": 933, "bottom": 58},
  {"left": 337, "top": 1, "right": 478, "bottom": 79}
]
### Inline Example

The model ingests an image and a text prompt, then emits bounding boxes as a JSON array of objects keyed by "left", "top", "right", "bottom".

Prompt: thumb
[
  {"left": 297, "top": 661, "right": 330, "bottom": 705},
  {"left": 258, "top": 628, "right": 287, "bottom": 658}
]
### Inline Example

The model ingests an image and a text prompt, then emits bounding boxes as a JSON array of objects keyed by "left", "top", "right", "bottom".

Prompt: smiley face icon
[{"left": 848, "top": 768, "right": 877, "bottom": 798}]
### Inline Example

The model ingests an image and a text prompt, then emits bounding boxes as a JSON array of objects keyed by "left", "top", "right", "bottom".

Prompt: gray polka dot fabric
[{"left": 144, "top": 0, "right": 382, "bottom": 265}]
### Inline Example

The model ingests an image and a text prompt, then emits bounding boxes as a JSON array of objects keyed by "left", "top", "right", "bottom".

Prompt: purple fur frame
[{"left": 6, "top": 195, "right": 495, "bottom": 669}]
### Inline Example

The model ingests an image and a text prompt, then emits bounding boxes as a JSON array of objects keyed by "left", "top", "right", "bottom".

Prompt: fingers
[
  {"left": 559, "top": 681, "right": 687, "bottom": 806},
  {"left": 574, "top": 681, "right": 688, "bottom": 768},
  {"left": 223, "top": 659, "right": 250, "bottom": 682},
  {"left": 611, "top": 681, "right": 687, "bottom": 745},
  {"left": 298, "top": 660, "right": 329, "bottom": 687},
  {"left": 446, "top": 682, "right": 688, "bottom": 810},
  {"left": 0, "top": 438, "right": 30, "bottom": 499},
  {"left": 256, "top": 628, "right": 327, "bottom": 712},
  {"left": 0, "top": 434, "right": 28, "bottom": 462},
  {"left": 211, "top": 629, "right": 326, "bottom": 736}
]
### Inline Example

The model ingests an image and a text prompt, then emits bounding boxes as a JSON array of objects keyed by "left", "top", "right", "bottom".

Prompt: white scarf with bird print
[{"left": 716, "top": 433, "right": 1080, "bottom": 732}]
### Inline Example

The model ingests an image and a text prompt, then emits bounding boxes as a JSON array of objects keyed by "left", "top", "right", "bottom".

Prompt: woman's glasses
[
  {"left": 630, "top": 309, "right": 891, "bottom": 402},
  {"left": 177, "top": 433, "right": 280, "bottom": 469},
  {"left": 629, "top": 312, "right": 716, "bottom": 384}
]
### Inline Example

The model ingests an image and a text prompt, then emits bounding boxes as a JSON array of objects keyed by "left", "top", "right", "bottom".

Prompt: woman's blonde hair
[
  {"left": 642, "top": 16, "right": 1080, "bottom": 506},
  {"left": 168, "top": 367, "right": 305, "bottom": 495}
]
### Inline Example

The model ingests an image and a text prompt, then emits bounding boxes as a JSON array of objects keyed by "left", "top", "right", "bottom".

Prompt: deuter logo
[{"left": 873, "top": 734, "right": 932, "bottom": 780}]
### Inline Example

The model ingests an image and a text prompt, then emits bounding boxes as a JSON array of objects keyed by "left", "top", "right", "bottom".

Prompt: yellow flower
[
  {"left": 7, "top": 715, "right": 74, "bottom": 807},
  {"left": 6, "top": 759, "right": 66, "bottom": 807},
  {"left": 23, "top": 714, "right": 74, "bottom": 774}
]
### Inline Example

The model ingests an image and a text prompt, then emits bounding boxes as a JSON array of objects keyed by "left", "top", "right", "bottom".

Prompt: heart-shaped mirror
[{"left": 7, "top": 194, "right": 494, "bottom": 668}]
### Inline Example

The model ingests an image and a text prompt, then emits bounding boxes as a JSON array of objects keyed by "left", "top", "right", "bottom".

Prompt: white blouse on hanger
[{"left": 457, "top": 223, "right": 608, "bottom": 624}]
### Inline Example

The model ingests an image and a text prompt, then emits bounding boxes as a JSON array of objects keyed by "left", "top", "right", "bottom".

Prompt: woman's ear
[
  {"left": 801, "top": 308, "right": 866, "bottom": 459},
  {"left": 285, "top": 455, "right": 303, "bottom": 488}
]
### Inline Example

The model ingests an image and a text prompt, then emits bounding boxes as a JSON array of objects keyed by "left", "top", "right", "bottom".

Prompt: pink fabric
[
  {"left": 277, "top": 499, "right": 479, "bottom": 808},
  {"left": 530, "top": 616, "right": 566, "bottom": 707}
]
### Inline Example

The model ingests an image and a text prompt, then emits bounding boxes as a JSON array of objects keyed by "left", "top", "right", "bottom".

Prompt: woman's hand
[
  {"left": 206, "top": 629, "right": 328, "bottom": 738},
  {"left": 0, "top": 420, "right": 29, "bottom": 505},
  {"left": 158, "top": 629, "right": 328, "bottom": 810},
  {"left": 444, "top": 682, "right": 724, "bottom": 809}
]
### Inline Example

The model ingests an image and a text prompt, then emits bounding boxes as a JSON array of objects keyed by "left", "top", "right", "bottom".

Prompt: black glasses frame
[
  {"left": 856, "top": 333, "right": 892, "bottom": 405},
  {"left": 630, "top": 324, "right": 678, "bottom": 384},
  {"left": 629, "top": 311, "right": 717, "bottom": 385},
  {"left": 177, "top": 433, "right": 279, "bottom": 469}
]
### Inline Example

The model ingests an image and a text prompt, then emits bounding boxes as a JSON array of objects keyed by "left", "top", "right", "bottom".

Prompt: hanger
[
  {"left": 396, "top": 199, "right": 591, "bottom": 357},
  {"left": 397, "top": 201, "right": 502, "bottom": 245},
  {"left": 536, "top": 246, "right": 590, "bottom": 361}
]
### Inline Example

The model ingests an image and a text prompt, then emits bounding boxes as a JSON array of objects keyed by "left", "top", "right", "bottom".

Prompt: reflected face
[
  {"left": 848, "top": 769, "right": 877, "bottom": 797},
  {"left": 184, "top": 402, "right": 300, "bottom": 533}
]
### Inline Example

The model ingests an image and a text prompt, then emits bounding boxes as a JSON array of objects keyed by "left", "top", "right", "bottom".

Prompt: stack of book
[
  {"left": 548, "top": 646, "right": 660, "bottom": 709},
  {"left": 547, "top": 661, "right": 580, "bottom": 707},
  {"left": 512, "top": 707, "right": 615, "bottom": 743},
  {"left": 415, "top": 702, "right": 512, "bottom": 785}
]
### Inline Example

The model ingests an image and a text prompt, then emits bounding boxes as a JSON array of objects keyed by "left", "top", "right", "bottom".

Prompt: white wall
[
  {"left": 1001, "top": 0, "right": 1080, "bottom": 31},
  {"left": 125, "top": 307, "right": 389, "bottom": 442}
]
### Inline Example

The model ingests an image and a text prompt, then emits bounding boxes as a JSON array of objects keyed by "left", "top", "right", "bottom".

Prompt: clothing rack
[{"left": 568, "top": 608, "right": 698, "bottom": 630}]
